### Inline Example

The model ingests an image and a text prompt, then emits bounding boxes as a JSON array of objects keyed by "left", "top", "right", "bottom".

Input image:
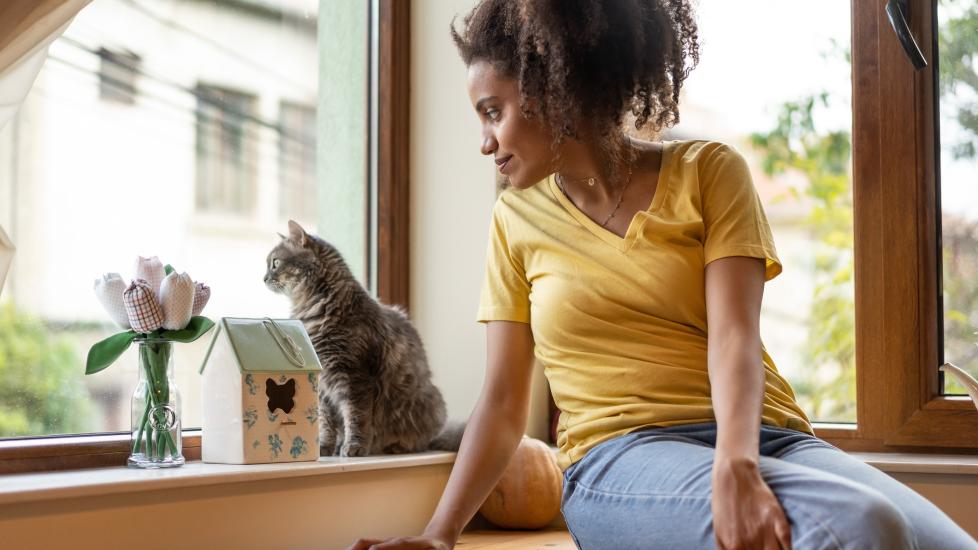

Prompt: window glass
[
  {"left": 938, "top": 0, "right": 978, "bottom": 394},
  {"left": 668, "top": 0, "right": 855, "bottom": 422},
  {"left": 0, "top": 0, "right": 319, "bottom": 438}
]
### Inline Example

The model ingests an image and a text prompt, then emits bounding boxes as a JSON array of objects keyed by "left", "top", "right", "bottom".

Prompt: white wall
[{"left": 409, "top": 0, "right": 550, "bottom": 440}]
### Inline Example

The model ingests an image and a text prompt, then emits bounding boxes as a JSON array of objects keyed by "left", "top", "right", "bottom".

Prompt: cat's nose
[{"left": 263, "top": 275, "right": 270, "bottom": 283}]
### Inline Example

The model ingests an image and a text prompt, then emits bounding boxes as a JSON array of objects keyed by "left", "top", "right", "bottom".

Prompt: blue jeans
[{"left": 560, "top": 422, "right": 978, "bottom": 549}]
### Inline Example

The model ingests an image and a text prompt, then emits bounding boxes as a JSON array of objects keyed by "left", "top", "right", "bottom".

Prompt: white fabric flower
[
  {"left": 191, "top": 282, "right": 211, "bottom": 317},
  {"left": 124, "top": 278, "right": 164, "bottom": 333},
  {"left": 134, "top": 256, "right": 166, "bottom": 301},
  {"left": 93, "top": 273, "right": 131, "bottom": 329},
  {"left": 159, "top": 272, "right": 195, "bottom": 331}
]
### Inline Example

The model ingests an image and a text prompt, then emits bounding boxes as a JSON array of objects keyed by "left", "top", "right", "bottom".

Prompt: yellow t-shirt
[{"left": 476, "top": 139, "right": 815, "bottom": 471}]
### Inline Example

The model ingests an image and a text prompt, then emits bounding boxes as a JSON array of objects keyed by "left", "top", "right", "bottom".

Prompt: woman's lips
[{"left": 496, "top": 155, "right": 513, "bottom": 174}]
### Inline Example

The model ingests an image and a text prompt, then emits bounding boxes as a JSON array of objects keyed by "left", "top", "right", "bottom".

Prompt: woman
[{"left": 348, "top": 1, "right": 977, "bottom": 549}]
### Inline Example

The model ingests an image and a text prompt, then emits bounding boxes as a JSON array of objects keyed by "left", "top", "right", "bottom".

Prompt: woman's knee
[{"left": 792, "top": 489, "right": 916, "bottom": 550}]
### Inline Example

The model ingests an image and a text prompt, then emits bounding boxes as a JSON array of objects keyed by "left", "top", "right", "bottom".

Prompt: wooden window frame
[
  {"left": 376, "top": 0, "right": 410, "bottom": 310},
  {"left": 6, "top": 0, "right": 977, "bottom": 475},
  {"left": 0, "top": 0, "right": 408, "bottom": 475},
  {"left": 815, "top": 0, "right": 978, "bottom": 453}
]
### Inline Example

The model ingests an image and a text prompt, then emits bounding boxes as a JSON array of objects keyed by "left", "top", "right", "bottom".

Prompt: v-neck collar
[{"left": 548, "top": 140, "right": 674, "bottom": 253}]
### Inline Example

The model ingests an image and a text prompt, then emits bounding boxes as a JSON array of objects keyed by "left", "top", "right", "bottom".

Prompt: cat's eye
[{"left": 272, "top": 258, "right": 281, "bottom": 270}]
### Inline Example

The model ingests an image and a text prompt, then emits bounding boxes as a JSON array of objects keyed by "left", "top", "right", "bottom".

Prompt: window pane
[
  {"left": 939, "top": 0, "right": 978, "bottom": 394},
  {"left": 278, "top": 102, "right": 317, "bottom": 224},
  {"left": 667, "top": 0, "right": 855, "bottom": 423},
  {"left": 0, "top": 0, "right": 319, "bottom": 439}
]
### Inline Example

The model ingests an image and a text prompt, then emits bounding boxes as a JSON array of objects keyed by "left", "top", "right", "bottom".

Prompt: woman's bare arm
[{"left": 421, "top": 320, "right": 537, "bottom": 545}]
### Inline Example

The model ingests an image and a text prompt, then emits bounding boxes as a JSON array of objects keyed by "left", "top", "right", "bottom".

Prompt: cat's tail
[{"left": 427, "top": 420, "right": 466, "bottom": 452}]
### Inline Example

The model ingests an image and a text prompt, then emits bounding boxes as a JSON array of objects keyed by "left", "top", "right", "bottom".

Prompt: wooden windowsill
[
  {"left": 2, "top": 448, "right": 977, "bottom": 509},
  {"left": 848, "top": 452, "right": 978, "bottom": 476},
  {"left": 0, "top": 451, "right": 457, "bottom": 506}
]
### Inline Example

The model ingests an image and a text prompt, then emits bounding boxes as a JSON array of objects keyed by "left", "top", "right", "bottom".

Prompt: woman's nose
[{"left": 480, "top": 133, "right": 497, "bottom": 156}]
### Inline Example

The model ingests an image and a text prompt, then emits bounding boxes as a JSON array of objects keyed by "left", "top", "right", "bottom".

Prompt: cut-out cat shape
[{"left": 266, "top": 378, "right": 296, "bottom": 414}]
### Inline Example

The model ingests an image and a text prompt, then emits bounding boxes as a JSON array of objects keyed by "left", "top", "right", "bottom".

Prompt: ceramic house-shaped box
[{"left": 200, "top": 317, "right": 322, "bottom": 464}]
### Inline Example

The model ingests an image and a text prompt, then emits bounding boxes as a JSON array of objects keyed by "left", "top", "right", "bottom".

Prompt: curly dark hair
[{"left": 452, "top": 0, "right": 700, "bottom": 184}]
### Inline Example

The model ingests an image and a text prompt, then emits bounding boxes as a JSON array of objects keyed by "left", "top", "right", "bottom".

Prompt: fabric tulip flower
[
  {"left": 134, "top": 256, "right": 166, "bottom": 301},
  {"left": 93, "top": 273, "right": 131, "bottom": 329},
  {"left": 159, "top": 272, "right": 195, "bottom": 330},
  {"left": 124, "top": 278, "right": 165, "bottom": 333},
  {"left": 191, "top": 282, "right": 211, "bottom": 317}
]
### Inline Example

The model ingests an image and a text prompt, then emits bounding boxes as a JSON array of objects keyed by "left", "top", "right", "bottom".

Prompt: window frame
[
  {"left": 0, "top": 0, "right": 402, "bottom": 475},
  {"left": 814, "top": 0, "right": 978, "bottom": 453},
  {"left": 5, "top": 0, "right": 977, "bottom": 475}
]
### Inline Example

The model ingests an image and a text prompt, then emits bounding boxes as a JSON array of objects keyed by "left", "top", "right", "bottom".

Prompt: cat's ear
[
  {"left": 287, "top": 220, "right": 308, "bottom": 247},
  {"left": 277, "top": 232, "right": 288, "bottom": 241}
]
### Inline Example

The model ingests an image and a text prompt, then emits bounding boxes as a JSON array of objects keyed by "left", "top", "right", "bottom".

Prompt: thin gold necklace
[{"left": 556, "top": 163, "right": 635, "bottom": 228}]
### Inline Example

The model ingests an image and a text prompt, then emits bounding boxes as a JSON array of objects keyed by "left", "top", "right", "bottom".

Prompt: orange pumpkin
[{"left": 479, "top": 435, "right": 563, "bottom": 529}]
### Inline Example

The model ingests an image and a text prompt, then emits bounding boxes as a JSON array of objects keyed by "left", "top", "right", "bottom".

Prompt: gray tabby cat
[{"left": 264, "top": 220, "right": 464, "bottom": 457}]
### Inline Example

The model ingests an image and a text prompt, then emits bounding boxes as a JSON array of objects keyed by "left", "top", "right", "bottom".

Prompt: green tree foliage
[
  {"left": 0, "top": 303, "right": 93, "bottom": 437},
  {"left": 750, "top": 94, "right": 856, "bottom": 423},
  {"left": 749, "top": 1, "right": 977, "bottom": 420},
  {"left": 938, "top": 0, "right": 978, "bottom": 160},
  {"left": 938, "top": 0, "right": 978, "bottom": 395}
]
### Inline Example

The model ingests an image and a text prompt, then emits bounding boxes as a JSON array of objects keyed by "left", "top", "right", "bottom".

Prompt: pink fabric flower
[
  {"left": 93, "top": 273, "right": 131, "bottom": 329},
  {"left": 159, "top": 272, "right": 195, "bottom": 330},
  {"left": 124, "top": 278, "right": 164, "bottom": 333},
  {"left": 192, "top": 282, "right": 211, "bottom": 317},
  {"left": 134, "top": 256, "right": 166, "bottom": 301}
]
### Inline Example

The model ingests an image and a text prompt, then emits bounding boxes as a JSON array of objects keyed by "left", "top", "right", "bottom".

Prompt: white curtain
[
  {"left": 0, "top": 0, "right": 91, "bottom": 295},
  {"left": 0, "top": 0, "right": 92, "bottom": 130}
]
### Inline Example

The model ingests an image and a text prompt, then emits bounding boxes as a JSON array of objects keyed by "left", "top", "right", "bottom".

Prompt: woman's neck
[{"left": 556, "top": 136, "right": 649, "bottom": 203}]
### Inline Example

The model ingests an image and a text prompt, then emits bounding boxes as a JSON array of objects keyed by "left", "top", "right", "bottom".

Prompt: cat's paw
[
  {"left": 340, "top": 442, "right": 369, "bottom": 457},
  {"left": 382, "top": 443, "right": 411, "bottom": 454},
  {"left": 319, "top": 440, "right": 338, "bottom": 456}
]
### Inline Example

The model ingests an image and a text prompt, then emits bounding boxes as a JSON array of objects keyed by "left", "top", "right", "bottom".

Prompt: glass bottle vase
[{"left": 128, "top": 339, "right": 184, "bottom": 468}]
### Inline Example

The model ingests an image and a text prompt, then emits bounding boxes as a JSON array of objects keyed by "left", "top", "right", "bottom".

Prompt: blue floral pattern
[
  {"left": 290, "top": 436, "right": 309, "bottom": 458},
  {"left": 307, "top": 372, "right": 318, "bottom": 392},
  {"left": 268, "top": 434, "right": 283, "bottom": 458},
  {"left": 244, "top": 407, "right": 258, "bottom": 429},
  {"left": 267, "top": 410, "right": 279, "bottom": 423},
  {"left": 245, "top": 374, "right": 258, "bottom": 395},
  {"left": 305, "top": 404, "right": 318, "bottom": 425},
  {"left": 252, "top": 440, "right": 261, "bottom": 450}
]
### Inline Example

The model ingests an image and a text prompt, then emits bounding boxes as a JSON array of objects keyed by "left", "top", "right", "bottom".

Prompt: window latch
[{"left": 886, "top": 0, "right": 928, "bottom": 71}]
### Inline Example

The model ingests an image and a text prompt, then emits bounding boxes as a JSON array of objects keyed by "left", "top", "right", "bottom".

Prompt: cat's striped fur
[{"left": 264, "top": 221, "right": 464, "bottom": 456}]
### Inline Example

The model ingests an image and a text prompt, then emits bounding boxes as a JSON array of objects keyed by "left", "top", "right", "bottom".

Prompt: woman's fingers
[
  {"left": 772, "top": 506, "right": 793, "bottom": 550},
  {"left": 344, "top": 538, "right": 386, "bottom": 550},
  {"left": 344, "top": 537, "right": 445, "bottom": 550}
]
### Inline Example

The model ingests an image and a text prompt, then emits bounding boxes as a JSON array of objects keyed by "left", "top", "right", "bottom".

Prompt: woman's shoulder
[
  {"left": 667, "top": 138, "right": 746, "bottom": 166},
  {"left": 493, "top": 177, "right": 556, "bottom": 215}
]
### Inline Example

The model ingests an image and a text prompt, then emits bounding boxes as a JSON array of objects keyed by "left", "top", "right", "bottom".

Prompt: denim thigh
[{"left": 560, "top": 423, "right": 978, "bottom": 550}]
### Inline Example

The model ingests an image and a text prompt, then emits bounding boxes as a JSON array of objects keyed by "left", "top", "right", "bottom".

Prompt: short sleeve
[
  {"left": 476, "top": 198, "right": 531, "bottom": 323},
  {"left": 700, "top": 144, "right": 783, "bottom": 282}
]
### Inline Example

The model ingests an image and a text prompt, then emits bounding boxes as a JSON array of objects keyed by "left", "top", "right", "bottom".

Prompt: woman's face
[{"left": 466, "top": 60, "right": 554, "bottom": 190}]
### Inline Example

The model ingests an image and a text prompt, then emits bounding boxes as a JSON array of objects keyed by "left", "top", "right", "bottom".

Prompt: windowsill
[
  {"left": 2, "top": 449, "right": 978, "bottom": 509},
  {"left": 847, "top": 452, "right": 978, "bottom": 476},
  {"left": 0, "top": 452, "right": 457, "bottom": 506}
]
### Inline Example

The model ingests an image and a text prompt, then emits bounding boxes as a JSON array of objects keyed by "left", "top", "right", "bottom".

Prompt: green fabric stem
[
  {"left": 132, "top": 395, "right": 151, "bottom": 455},
  {"left": 137, "top": 340, "right": 179, "bottom": 460}
]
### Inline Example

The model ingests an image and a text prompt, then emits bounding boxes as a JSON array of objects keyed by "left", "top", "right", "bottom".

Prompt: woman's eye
[
  {"left": 272, "top": 259, "right": 281, "bottom": 269},
  {"left": 485, "top": 108, "right": 500, "bottom": 121}
]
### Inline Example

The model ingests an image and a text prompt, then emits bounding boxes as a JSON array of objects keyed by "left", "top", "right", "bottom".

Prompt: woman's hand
[
  {"left": 344, "top": 535, "right": 452, "bottom": 550},
  {"left": 711, "top": 455, "right": 792, "bottom": 550}
]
